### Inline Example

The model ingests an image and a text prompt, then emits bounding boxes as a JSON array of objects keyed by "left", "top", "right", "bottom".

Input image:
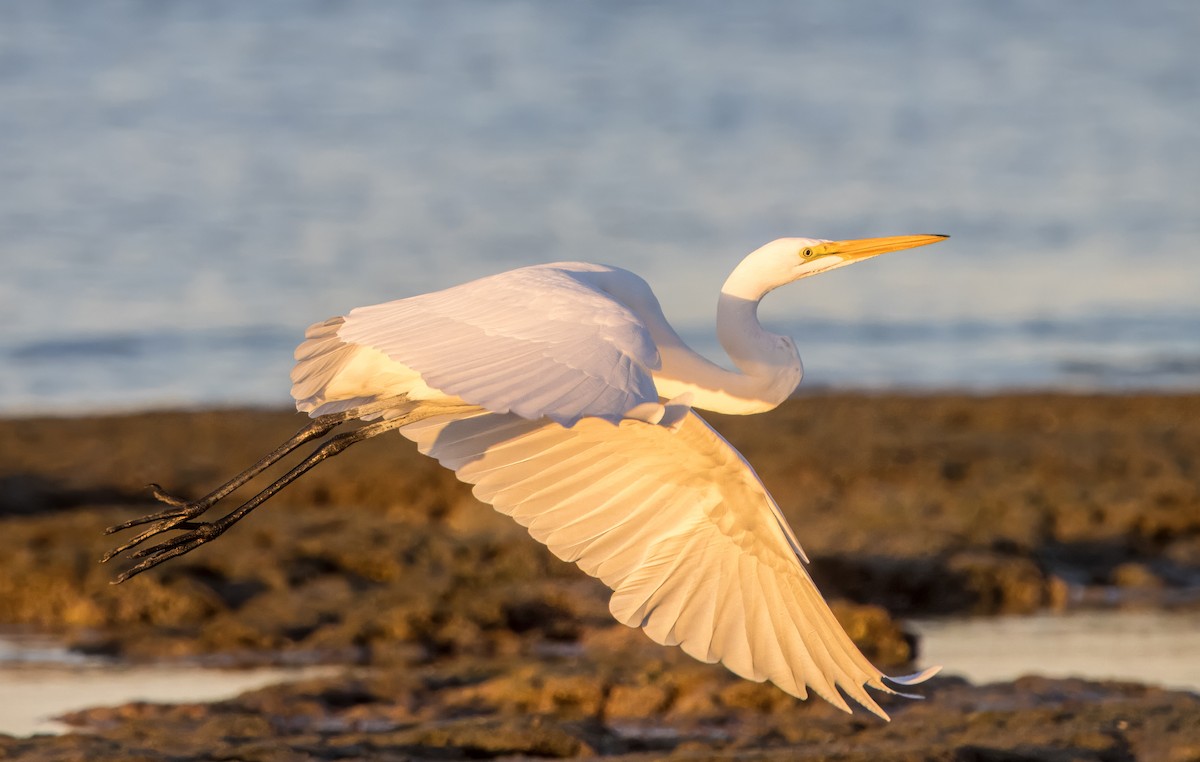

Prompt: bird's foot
[
  {"left": 108, "top": 519, "right": 231, "bottom": 584},
  {"left": 100, "top": 484, "right": 217, "bottom": 566},
  {"left": 147, "top": 483, "right": 191, "bottom": 507}
]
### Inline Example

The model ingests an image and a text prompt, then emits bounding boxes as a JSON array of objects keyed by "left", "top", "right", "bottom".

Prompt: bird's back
[{"left": 290, "top": 262, "right": 665, "bottom": 426}]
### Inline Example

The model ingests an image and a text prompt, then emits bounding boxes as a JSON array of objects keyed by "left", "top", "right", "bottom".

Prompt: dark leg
[
  {"left": 104, "top": 397, "right": 410, "bottom": 542},
  {"left": 105, "top": 403, "right": 477, "bottom": 583},
  {"left": 103, "top": 398, "right": 413, "bottom": 564}
]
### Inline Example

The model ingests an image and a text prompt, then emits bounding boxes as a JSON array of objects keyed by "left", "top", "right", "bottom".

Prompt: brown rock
[
  {"left": 1112, "top": 561, "right": 1164, "bottom": 590},
  {"left": 2, "top": 396, "right": 1200, "bottom": 759},
  {"left": 605, "top": 682, "right": 673, "bottom": 719}
]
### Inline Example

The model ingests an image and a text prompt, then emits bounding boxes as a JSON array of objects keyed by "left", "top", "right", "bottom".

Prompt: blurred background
[
  {"left": 2, "top": 3, "right": 1200, "bottom": 750},
  {"left": 2, "top": 0, "right": 1198, "bottom": 415}
]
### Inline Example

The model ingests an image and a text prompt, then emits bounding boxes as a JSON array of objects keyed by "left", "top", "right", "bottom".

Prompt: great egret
[{"left": 104, "top": 234, "right": 947, "bottom": 718}]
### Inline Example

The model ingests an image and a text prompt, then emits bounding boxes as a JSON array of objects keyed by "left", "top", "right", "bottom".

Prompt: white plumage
[
  {"left": 337, "top": 263, "right": 661, "bottom": 426},
  {"left": 106, "top": 234, "right": 948, "bottom": 719},
  {"left": 289, "top": 235, "right": 946, "bottom": 717},
  {"left": 399, "top": 408, "right": 913, "bottom": 715}
]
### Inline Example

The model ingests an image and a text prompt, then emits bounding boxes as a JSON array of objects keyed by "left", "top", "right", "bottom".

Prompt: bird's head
[
  {"left": 788, "top": 234, "right": 949, "bottom": 279},
  {"left": 722, "top": 234, "right": 949, "bottom": 301}
]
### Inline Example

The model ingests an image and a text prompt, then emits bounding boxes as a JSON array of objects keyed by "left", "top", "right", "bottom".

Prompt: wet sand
[{"left": 1, "top": 393, "right": 1198, "bottom": 759}]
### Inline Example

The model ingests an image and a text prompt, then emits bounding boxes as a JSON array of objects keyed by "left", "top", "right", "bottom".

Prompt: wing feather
[
  {"left": 337, "top": 264, "right": 662, "bottom": 426},
  {"left": 668, "top": 535, "right": 724, "bottom": 666},
  {"left": 709, "top": 554, "right": 759, "bottom": 681},
  {"left": 472, "top": 444, "right": 601, "bottom": 498},
  {"left": 756, "top": 560, "right": 812, "bottom": 698},
  {"left": 741, "top": 555, "right": 788, "bottom": 681},
  {"left": 638, "top": 530, "right": 707, "bottom": 647},
  {"left": 528, "top": 476, "right": 647, "bottom": 542},
  {"left": 397, "top": 408, "right": 931, "bottom": 717}
]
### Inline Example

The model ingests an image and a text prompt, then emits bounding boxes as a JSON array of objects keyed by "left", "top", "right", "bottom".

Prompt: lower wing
[{"left": 399, "top": 408, "right": 936, "bottom": 718}]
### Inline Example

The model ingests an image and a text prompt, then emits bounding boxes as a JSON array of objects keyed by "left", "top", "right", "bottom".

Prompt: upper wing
[
  {"left": 399, "top": 408, "right": 935, "bottom": 718},
  {"left": 335, "top": 264, "right": 661, "bottom": 427}
]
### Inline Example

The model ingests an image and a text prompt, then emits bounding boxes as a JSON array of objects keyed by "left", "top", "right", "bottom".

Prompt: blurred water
[
  {"left": 2, "top": 1, "right": 1198, "bottom": 413},
  {"left": 2, "top": 613, "right": 1198, "bottom": 736},
  {"left": 0, "top": 633, "right": 335, "bottom": 735},
  {"left": 912, "top": 610, "right": 1200, "bottom": 692}
]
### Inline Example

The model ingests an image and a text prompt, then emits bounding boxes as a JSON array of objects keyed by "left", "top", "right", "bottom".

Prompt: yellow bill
[{"left": 808, "top": 233, "right": 949, "bottom": 263}]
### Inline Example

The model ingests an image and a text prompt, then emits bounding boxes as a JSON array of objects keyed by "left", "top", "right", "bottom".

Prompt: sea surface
[{"left": 2, "top": 1, "right": 1198, "bottom": 414}]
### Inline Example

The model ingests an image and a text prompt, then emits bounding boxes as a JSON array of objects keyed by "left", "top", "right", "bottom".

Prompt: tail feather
[{"left": 291, "top": 316, "right": 366, "bottom": 417}]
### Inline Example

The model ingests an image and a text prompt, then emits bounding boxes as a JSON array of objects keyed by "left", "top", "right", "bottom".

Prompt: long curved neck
[
  {"left": 717, "top": 252, "right": 793, "bottom": 379},
  {"left": 649, "top": 248, "right": 804, "bottom": 415}
]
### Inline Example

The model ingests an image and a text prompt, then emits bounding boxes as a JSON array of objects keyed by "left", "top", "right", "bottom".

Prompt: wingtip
[
  {"left": 886, "top": 664, "right": 942, "bottom": 686},
  {"left": 852, "top": 693, "right": 891, "bottom": 722}
]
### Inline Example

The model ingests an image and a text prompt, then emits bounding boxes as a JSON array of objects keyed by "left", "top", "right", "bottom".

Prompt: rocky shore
[{"left": 1, "top": 393, "right": 1198, "bottom": 759}]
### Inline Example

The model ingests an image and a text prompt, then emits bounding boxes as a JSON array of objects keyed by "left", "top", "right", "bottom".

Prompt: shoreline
[{"left": 1, "top": 393, "right": 1197, "bottom": 758}]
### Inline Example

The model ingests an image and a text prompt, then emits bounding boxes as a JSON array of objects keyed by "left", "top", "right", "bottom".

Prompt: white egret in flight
[{"left": 104, "top": 234, "right": 947, "bottom": 718}]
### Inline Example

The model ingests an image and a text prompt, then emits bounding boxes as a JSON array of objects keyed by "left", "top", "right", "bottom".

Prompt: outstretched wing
[
  {"left": 399, "top": 408, "right": 936, "bottom": 718},
  {"left": 335, "top": 264, "right": 661, "bottom": 427}
]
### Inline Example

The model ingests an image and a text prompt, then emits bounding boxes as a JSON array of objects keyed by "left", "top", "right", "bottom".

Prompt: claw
[
  {"left": 110, "top": 520, "right": 226, "bottom": 584},
  {"left": 104, "top": 400, "right": 414, "bottom": 582},
  {"left": 104, "top": 480, "right": 231, "bottom": 578},
  {"left": 127, "top": 523, "right": 215, "bottom": 560},
  {"left": 148, "top": 483, "right": 191, "bottom": 507},
  {"left": 104, "top": 484, "right": 214, "bottom": 537},
  {"left": 111, "top": 538, "right": 209, "bottom": 585},
  {"left": 104, "top": 506, "right": 190, "bottom": 535},
  {"left": 99, "top": 514, "right": 194, "bottom": 563}
]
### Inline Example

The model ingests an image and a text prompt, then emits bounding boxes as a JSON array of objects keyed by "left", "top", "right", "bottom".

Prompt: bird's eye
[{"left": 801, "top": 248, "right": 814, "bottom": 258}]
